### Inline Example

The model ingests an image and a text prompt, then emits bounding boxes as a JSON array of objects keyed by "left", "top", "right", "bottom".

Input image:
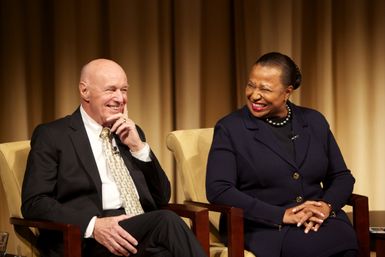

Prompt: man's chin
[{"left": 101, "top": 119, "right": 113, "bottom": 128}]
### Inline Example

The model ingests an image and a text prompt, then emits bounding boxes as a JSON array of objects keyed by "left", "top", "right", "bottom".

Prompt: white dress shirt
[{"left": 80, "top": 106, "right": 151, "bottom": 237}]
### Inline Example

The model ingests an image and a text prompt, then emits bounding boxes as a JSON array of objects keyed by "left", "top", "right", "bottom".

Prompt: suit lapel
[
  {"left": 242, "top": 107, "right": 298, "bottom": 169},
  {"left": 290, "top": 105, "right": 311, "bottom": 167},
  {"left": 242, "top": 105, "right": 311, "bottom": 169},
  {"left": 68, "top": 109, "right": 103, "bottom": 204}
]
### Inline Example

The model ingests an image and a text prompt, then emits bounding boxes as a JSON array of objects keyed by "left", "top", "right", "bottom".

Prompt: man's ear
[{"left": 79, "top": 82, "right": 90, "bottom": 102}]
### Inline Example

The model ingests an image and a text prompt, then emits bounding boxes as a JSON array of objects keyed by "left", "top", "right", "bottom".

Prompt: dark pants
[
  {"left": 280, "top": 219, "right": 358, "bottom": 257},
  {"left": 38, "top": 210, "right": 206, "bottom": 257},
  {"left": 83, "top": 209, "right": 206, "bottom": 257}
]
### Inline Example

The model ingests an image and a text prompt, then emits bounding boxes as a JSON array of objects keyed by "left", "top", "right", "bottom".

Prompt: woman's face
[{"left": 245, "top": 64, "right": 293, "bottom": 119}]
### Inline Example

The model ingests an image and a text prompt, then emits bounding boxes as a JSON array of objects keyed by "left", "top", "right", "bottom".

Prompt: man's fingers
[
  {"left": 105, "top": 227, "right": 137, "bottom": 256},
  {"left": 108, "top": 241, "right": 127, "bottom": 256},
  {"left": 114, "top": 215, "right": 138, "bottom": 253},
  {"left": 110, "top": 117, "right": 130, "bottom": 133},
  {"left": 114, "top": 121, "right": 131, "bottom": 136},
  {"left": 115, "top": 214, "right": 131, "bottom": 222},
  {"left": 94, "top": 215, "right": 138, "bottom": 256},
  {"left": 115, "top": 233, "right": 138, "bottom": 255}
]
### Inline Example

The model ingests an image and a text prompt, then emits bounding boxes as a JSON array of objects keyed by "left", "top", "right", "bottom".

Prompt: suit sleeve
[
  {"left": 21, "top": 124, "right": 97, "bottom": 233},
  {"left": 132, "top": 125, "right": 171, "bottom": 207},
  {"left": 206, "top": 124, "right": 285, "bottom": 227}
]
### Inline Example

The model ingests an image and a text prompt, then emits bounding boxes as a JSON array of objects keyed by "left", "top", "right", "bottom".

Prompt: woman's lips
[{"left": 251, "top": 103, "right": 267, "bottom": 112}]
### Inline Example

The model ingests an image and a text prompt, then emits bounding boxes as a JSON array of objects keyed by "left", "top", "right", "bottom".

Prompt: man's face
[{"left": 81, "top": 64, "right": 129, "bottom": 127}]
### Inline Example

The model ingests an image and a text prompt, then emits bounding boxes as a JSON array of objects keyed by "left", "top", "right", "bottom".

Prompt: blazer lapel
[
  {"left": 68, "top": 109, "right": 103, "bottom": 204},
  {"left": 290, "top": 105, "right": 311, "bottom": 167},
  {"left": 242, "top": 107, "right": 298, "bottom": 169}
]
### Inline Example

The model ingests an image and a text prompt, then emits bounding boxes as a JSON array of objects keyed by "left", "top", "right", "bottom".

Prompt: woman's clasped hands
[{"left": 283, "top": 201, "right": 332, "bottom": 234}]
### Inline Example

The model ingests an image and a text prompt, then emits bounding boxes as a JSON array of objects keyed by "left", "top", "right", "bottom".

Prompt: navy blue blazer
[
  {"left": 206, "top": 103, "right": 356, "bottom": 256},
  {"left": 21, "top": 108, "right": 171, "bottom": 235}
]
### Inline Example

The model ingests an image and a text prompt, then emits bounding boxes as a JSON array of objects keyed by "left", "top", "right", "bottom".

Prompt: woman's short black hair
[{"left": 255, "top": 52, "right": 302, "bottom": 89}]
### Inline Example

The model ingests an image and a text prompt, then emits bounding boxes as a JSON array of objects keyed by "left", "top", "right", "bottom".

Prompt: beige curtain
[{"left": 1, "top": 0, "right": 384, "bottom": 215}]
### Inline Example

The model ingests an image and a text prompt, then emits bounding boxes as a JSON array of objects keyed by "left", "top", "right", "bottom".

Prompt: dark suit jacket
[
  {"left": 21, "top": 108, "right": 171, "bottom": 236},
  {"left": 206, "top": 102, "right": 356, "bottom": 257}
]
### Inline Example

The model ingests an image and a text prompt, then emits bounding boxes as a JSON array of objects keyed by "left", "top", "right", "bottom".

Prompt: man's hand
[
  {"left": 93, "top": 215, "right": 138, "bottom": 256},
  {"left": 283, "top": 201, "right": 331, "bottom": 233},
  {"left": 106, "top": 111, "right": 145, "bottom": 152}
]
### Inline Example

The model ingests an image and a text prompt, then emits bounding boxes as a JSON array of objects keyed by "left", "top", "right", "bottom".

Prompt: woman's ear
[
  {"left": 285, "top": 85, "right": 294, "bottom": 101},
  {"left": 79, "top": 82, "right": 90, "bottom": 102}
]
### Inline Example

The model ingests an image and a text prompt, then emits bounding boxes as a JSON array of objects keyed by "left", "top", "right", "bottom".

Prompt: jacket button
[
  {"left": 296, "top": 196, "right": 304, "bottom": 203},
  {"left": 292, "top": 172, "right": 300, "bottom": 180}
]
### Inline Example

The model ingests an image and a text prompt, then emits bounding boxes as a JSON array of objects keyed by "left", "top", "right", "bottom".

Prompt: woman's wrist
[{"left": 320, "top": 201, "right": 336, "bottom": 217}]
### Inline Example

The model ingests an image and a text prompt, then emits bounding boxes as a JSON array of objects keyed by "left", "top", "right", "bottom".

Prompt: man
[{"left": 21, "top": 59, "right": 206, "bottom": 257}]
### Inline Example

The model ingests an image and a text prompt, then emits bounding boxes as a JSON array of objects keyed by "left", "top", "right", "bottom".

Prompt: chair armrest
[
  {"left": 162, "top": 203, "right": 209, "bottom": 256},
  {"left": 185, "top": 201, "right": 244, "bottom": 257},
  {"left": 185, "top": 195, "right": 369, "bottom": 257},
  {"left": 10, "top": 217, "right": 81, "bottom": 257},
  {"left": 346, "top": 194, "right": 370, "bottom": 257}
]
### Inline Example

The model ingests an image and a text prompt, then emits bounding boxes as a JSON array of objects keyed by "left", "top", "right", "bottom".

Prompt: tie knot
[{"left": 100, "top": 127, "right": 111, "bottom": 139}]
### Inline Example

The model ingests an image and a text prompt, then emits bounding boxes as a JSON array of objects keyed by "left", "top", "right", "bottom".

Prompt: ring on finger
[{"left": 122, "top": 118, "right": 127, "bottom": 123}]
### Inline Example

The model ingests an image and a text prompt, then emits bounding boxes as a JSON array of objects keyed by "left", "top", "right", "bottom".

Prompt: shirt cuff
[
  {"left": 130, "top": 142, "right": 151, "bottom": 162},
  {"left": 84, "top": 216, "right": 97, "bottom": 238}
]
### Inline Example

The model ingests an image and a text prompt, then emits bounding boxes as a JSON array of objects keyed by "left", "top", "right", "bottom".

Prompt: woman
[{"left": 206, "top": 52, "right": 358, "bottom": 257}]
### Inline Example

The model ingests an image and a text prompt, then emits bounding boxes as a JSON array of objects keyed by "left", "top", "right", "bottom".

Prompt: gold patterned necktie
[{"left": 100, "top": 127, "right": 144, "bottom": 216}]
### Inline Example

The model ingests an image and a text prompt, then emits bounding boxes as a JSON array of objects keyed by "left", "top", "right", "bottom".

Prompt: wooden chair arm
[
  {"left": 10, "top": 217, "right": 81, "bottom": 257},
  {"left": 162, "top": 203, "right": 210, "bottom": 256},
  {"left": 185, "top": 200, "right": 244, "bottom": 257},
  {"left": 346, "top": 194, "right": 370, "bottom": 257}
]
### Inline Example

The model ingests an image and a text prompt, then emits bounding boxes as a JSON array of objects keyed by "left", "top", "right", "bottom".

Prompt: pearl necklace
[{"left": 265, "top": 105, "right": 292, "bottom": 127}]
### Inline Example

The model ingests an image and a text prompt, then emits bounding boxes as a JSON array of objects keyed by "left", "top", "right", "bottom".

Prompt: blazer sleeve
[
  {"left": 319, "top": 125, "right": 355, "bottom": 211},
  {"left": 131, "top": 125, "right": 171, "bottom": 207},
  {"left": 206, "top": 123, "right": 285, "bottom": 227},
  {"left": 21, "top": 124, "right": 98, "bottom": 233}
]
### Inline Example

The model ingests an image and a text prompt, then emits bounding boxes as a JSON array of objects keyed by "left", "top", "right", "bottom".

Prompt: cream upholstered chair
[
  {"left": 0, "top": 140, "right": 36, "bottom": 256},
  {"left": 0, "top": 140, "right": 82, "bottom": 257},
  {"left": 0, "top": 140, "right": 210, "bottom": 257},
  {"left": 166, "top": 128, "right": 370, "bottom": 257},
  {"left": 166, "top": 128, "right": 255, "bottom": 257}
]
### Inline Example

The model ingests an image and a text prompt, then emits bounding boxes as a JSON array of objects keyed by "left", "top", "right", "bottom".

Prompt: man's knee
[
  {"left": 150, "top": 209, "right": 190, "bottom": 230},
  {"left": 155, "top": 209, "right": 182, "bottom": 223}
]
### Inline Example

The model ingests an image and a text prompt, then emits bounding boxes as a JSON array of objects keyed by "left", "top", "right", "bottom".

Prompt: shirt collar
[{"left": 80, "top": 105, "right": 103, "bottom": 137}]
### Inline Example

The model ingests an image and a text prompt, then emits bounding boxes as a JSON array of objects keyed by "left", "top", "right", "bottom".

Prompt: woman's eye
[{"left": 261, "top": 87, "right": 272, "bottom": 92}]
